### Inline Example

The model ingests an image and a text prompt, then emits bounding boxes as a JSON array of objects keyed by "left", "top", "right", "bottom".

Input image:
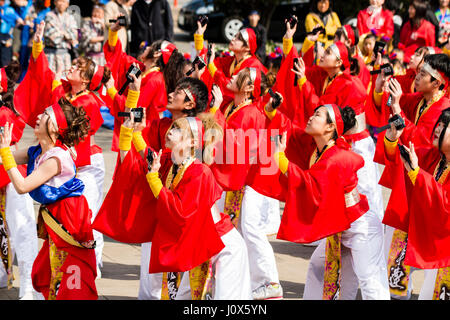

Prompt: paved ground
[{"left": 0, "top": 1, "right": 424, "bottom": 300}]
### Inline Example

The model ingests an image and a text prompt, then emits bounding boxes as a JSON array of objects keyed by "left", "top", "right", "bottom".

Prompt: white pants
[
  {"left": 138, "top": 242, "right": 163, "bottom": 300},
  {"left": 175, "top": 228, "right": 252, "bottom": 300},
  {"left": 0, "top": 183, "right": 38, "bottom": 298},
  {"left": 303, "top": 137, "right": 390, "bottom": 300},
  {"left": 77, "top": 153, "right": 105, "bottom": 268},
  {"left": 217, "top": 186, "right": 280, "bottom": 291}
]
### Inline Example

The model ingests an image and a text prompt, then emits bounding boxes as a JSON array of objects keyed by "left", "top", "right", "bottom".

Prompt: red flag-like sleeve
[
  {"left": 405, "top": 166, "right": 450, "bottom": 269},
  {"left": 14, "top": 52, "right": 54, "bottom": 127},
  {"left": 92, "top": 149, "right": 158, "bottom": 243},
  {"left": 373, "top": 132, "right": 411, "bottom": 232},
  {"left": 149, "top": 162, "right": 224, "bottom": 273}
]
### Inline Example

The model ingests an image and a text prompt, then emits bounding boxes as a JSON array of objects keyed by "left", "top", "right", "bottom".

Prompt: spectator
[
  {"left": 43, "top": 0, "right": 78, "bottom": 72},
  {"left": 357, "top": 0, "right": 394, "bottom": 41},
  {"left": 400, "top": 0, "right": 436, "bottom": 64},
  {"left": 434, "top": 0, "right": 450, "bottom": 45},
  {"left": 0, "top": 0, "right": 24, "bottom": 66},
  {"left": 243, "top": 9, "right": 267, "bottom": 63},
  {"left": 10, "top": 0, "right": 31, "bottom": 62},
  {"left": 305, "top": 0, "right": 341, "bottom": 49},
  {"left": 16, "top": 0, "right": 50, "bottom": 81},
  {"left": 130, "top": 0, "right": 173, "bottom": 57},
  {"left": 104, "top": 0, "right": 130, "bottom": 53},
  {"left": 80, "top": 4, "right": 106, "bottom": 66}
]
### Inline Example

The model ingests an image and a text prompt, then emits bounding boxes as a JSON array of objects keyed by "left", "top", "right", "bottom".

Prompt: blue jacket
[{"left": 0, "top": 4, "right": 19, "bottom": 35}]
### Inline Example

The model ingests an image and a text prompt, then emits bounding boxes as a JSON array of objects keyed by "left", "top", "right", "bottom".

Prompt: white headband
[
  {"left": 186, "top": 117, "right": 201, "bottom": 148},
  {"left": 422, "top": 62, "right": 445, "bottom": 84},
  {"left": 324, "top": 104, "right": 337, "bottom": 126},
  {"left": 240, "top": 29, "right": 249, "bottom": 44},
  {"left": 329, "top": 44, "right": 341, "bottom": 61},
  {"left": 249, "top": 68, "right": 257, "bottom": 83},
  {"left": 45, "top": 105, "right": 60, "bottom": 132},
  {"left": 183, "top": 88, "right": 195, "bottom": 103}
]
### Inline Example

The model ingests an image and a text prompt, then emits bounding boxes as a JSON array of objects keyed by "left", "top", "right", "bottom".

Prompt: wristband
[
  {"left": 32, "top": 40, "right": 43, "bottom": 60},
  {"left": 125, "top": 89, "right": 140, "bottom": 109},
  {"left": 0, "top": 147, "right": 17, "bottom": 171},
  {"left": 146, "top": 171, "right": 163, "bottom": 198},
  {"left": 208, "top": 62, "right": 217, "bottom": 78},
  {"left": 407, "top": 167, "right": 419, "bottom": 185},
  {"left": 118, "top": 125, "right": 133, "bottom": 151},
  {"left": 132, "top": 131, "right": 147, "bottom": 153},
  {"left": 275, "top": 151, "right": 289, "bottom": 174},
  {"left": 108, "top": 29, "right": 119, "bottom": 47},
  {"left": 107, "top": 86, "right": 118, "bottom": 100},
  {"left": 194, "top": 33, "right": 204, "bottom": 51}
]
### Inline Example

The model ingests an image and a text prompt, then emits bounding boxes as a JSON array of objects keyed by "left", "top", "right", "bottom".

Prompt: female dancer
[{"left": 0, "top": 97, "right": 97, "bottom": 300}]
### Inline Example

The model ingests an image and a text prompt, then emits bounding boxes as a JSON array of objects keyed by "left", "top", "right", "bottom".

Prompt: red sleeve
[
  {"left": 14, "top": 51, "right": 54, "bottom": 127},
  {"left": 404, "top": 168, "right": 450, "bottom": 269},
  {"left": 149, "top": 164, "right": 225, "bottom": 273},
  {"left": 92, "top": 149, "right": 158, "bottom": 243},
  {"left": 277, "top": 148, "right": 368, "bottom": 243},
  {"left": 273, "top": 46, "right": 319, "bottom": 128}
]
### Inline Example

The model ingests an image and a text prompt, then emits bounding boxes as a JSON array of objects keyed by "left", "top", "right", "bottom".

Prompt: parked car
[{"left": 177, "top": 0, "right": 312, "bottom": 42}]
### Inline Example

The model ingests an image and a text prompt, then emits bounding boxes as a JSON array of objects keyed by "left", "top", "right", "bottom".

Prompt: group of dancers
[{"left": 0, "top": 13, "right": 448, "bottom": 301}]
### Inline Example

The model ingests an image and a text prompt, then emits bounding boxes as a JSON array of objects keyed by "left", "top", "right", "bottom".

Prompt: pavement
[{"left": 0, "top": 1, "right": 424, "bottom": 300}]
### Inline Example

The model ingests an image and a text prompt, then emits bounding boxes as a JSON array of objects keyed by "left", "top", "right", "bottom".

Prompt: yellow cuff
[
  {"left": 132, "top": 131, "right": 147, "bottom": 153},
  {"left": 373, "top": 90, "right": 383, "bottom": 107},
  {"left": 52, "top": 79, "right": 62, "bottom": 92},
  {"left": 275, "top": 151, "right": 289, "bottom": 174},
  {"left": 407, "top": 167, "right": 420, "bottom": 186},
  {"left": 283, "top": 37, "right": 293, "bottom": 55},
  {"left": 107, "top": 86, "right": 118, "bottom": 100},
  {"left": 125, "top": 89, "right": 140, "bottom": 109},
  {"left": 443, "top": 46, "right": 450, "bottom": 57},
  {"left": 32, "top": 40, "right": 43, "bottom": 60},
  {"left": 146, "top": 171, "right": 163, "bottom": 198},
  {"left": 108, "top": 29, "right": 119, "bottom": 47},
  {"left": 194, "top": 33, "right": 204, "bottom": 51},
  {"left": 301, "top": 37, "right": 315, "bottom": 54},
  {"left": 384, "top": 136, "right": 398, "bottom": 157},
  {"left": 0, "top": 147, "right": 16, "bottom": 171},
  {"left": 209, "top": 106, "right": 218, "bottom": 115},
  {"left": 208, "top": 62, "right": 217, "bottom": 78},
  {"left": 119, "top": 125, "right": 133, "bottom": 151},
  {"left": 298, "top": 76, "right": 307, "bottom": 89},
  {"left": 264, "top": 106, "right": 277, "bottom": 120}
]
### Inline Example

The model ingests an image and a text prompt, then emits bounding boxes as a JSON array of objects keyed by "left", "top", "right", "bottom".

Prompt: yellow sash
[
  {"left": 323, "top": 233, "right": 342, "bottom": 300},
  {"left": 161, "top": 261, "right": 213, "bottom": 300},
  {"left": 48, "top": 237, "right": 68, "bottom": 300},
  {"left": 0, "top": 188, "right": 13, "bottom": 289},
  {"left": 387, "top": 229, "right": 411, "bottom": 296},
  {"left": 39, "top": 206, "right": 95, "bottom": 249},
  {"left": 223, "top": 187, "right": 246, "bottom": 228},
  {"left": 431, "top": 162, "right": 450, "bottom": 300}
]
